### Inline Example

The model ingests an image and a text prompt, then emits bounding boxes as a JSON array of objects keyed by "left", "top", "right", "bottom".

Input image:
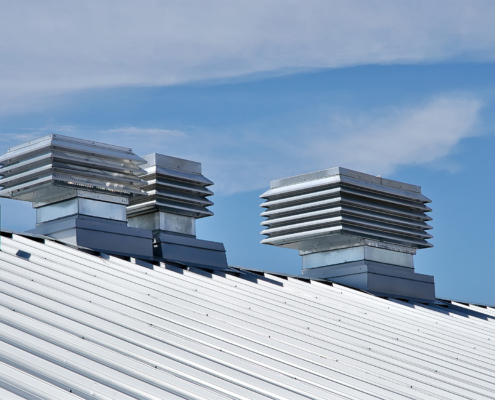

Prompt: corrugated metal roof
[{"left": 0, "top": 232, "right": 494, "bottom": 399}]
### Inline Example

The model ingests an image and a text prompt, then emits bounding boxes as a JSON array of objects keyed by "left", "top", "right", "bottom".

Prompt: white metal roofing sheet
[{"left": 0, "top": 232, "right": 494, "bottom": 399}]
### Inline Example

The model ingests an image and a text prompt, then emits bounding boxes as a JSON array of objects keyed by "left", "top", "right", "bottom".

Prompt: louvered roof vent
[
  {"left": 260, "top": 167, "right": 435, "bottom": 300},
  {"left": 127, "top": 153, "right": 228, "bottom": 269},
  {"left": 0, "top": 134, "right": 147, "bottom": 201},
  {"left": 127, "top": 153, "right": 214, "bottom": 225},
  {"left": 0, "top": 134, "right": 153, "bottom": 257}
]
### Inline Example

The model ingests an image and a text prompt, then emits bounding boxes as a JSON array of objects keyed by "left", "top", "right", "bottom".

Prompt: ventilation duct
[
  {"left": 260, "top": 167, "right": 435, "bottom": 300},
  {"left": 0, "top": 134, "right": 153, "bottom": 257},
  {"left": 127, "top": 153, "right": 228, "bottom": 269}
]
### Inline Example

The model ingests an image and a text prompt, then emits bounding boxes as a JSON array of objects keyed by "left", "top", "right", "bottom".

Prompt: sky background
[{"left": 1, "top": 1, "right": 495, "bottom": 304}]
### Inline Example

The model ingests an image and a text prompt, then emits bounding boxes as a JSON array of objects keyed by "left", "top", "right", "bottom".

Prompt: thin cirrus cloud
[
  {"left": 1, "top": 1, "right": 495, "bottom": 114},
  {"left": 217, "top": 95, "right": 482, "bottom": 194},
  {"left": 306, "top": 95, "right": 483, "bottom": 175},
  {"left": 106, "top": 127, "right": 186, "bottom": 140},
  {"left": 102, "top": 95, "right": 482, "bottom": 194}
]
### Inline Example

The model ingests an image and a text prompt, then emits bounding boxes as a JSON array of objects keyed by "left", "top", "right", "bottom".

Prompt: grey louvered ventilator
[
  {"left": 260, "top": 167, "right": 435, "bottom": 301},
  {"left": 0, "top": 134, "right": 148, "bottom": 202},
  {"left": 260, "top": 167, "right": 433, "bottom": 250},
  {"left": 127, "top": 153, "right": 228, "bottom": 269},
  {"left": 127, "top": 153, "right": 214, "bottom": 220},
  {"left": 0, "top": 134, "right": 154, "bottom": 258}
]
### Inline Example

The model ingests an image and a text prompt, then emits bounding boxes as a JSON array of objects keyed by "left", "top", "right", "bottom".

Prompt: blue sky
[{"left": 1, "top": 1, "right": 495, "bottom": 304}]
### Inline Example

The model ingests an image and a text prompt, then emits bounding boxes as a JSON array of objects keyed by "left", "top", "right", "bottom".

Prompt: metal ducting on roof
[
  {"left": 127, "top": 153, "right": 228, "bottom": 269},
  {"left": 260, "top": 167, "right": 435, "bottom": 300},
  {"left": 0, "top": 134, "right": 154, "bottom": 257}
]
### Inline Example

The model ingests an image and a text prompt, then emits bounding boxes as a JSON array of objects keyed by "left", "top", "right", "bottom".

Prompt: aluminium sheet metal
[{"left": 0, "top": 233, "right": 494, "bottom": 399}]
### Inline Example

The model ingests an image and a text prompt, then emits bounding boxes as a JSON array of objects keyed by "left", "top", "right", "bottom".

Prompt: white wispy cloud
[
  {"left": 1, "top": 1, "right": 495, "bottom": 114},
  {"left": 307, "top": 95, "right": 483, "bottom": 174},
  {"left": 106, "top": 127, "right": 186, "bottom": 138},
  {"left": 0, "top": 126, "right": 77, "bottom": 144},
  {"left": 183, "top": 95, "right": 483, "bottom": 194}
]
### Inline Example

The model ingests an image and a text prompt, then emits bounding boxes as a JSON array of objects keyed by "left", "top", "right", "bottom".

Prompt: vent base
[
  {"left": 302, "top": 244, "right": 414, "bottom": 269},
  {"left": 128, "top": 211, "right": 196, "bottom": 236},
  {"left": 153, "top": 231, "right": 228, "bottom": 269},
  {"left": 36, "top": 197, "right": 128, "bottom": 224},
  {"left": 302, "top": 259, "right": 435, "bottom": 300},
  {"left": 28, "top": 214, "right": 153, "bottom": 258}
]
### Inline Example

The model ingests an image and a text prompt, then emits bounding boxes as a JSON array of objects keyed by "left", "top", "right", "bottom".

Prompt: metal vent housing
[
  {"left": 0, "top": 134, "right": 148, "bottom": 202},
  {"left": 0, "top": 134, "right": 153, "bottom": 258},
  {"left": 127, "top": 153, "right": 227, "bottom": 268},
  {"left": 127, "top": 153, "right": 214, "bottom": 220},
  {"left": 260, "top": 167, "right": 433, "bottom": 251}
]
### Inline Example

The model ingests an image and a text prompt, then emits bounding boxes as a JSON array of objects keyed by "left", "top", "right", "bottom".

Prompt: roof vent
[
  {"left": 127, "top": 153, "right": 228, "bottom": 269},
  {"left": 260, "top": 167, "right": 435, "bottom": 300},
  {"left": 0, "top": 134, "right": 153, "bottom": 257}
]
